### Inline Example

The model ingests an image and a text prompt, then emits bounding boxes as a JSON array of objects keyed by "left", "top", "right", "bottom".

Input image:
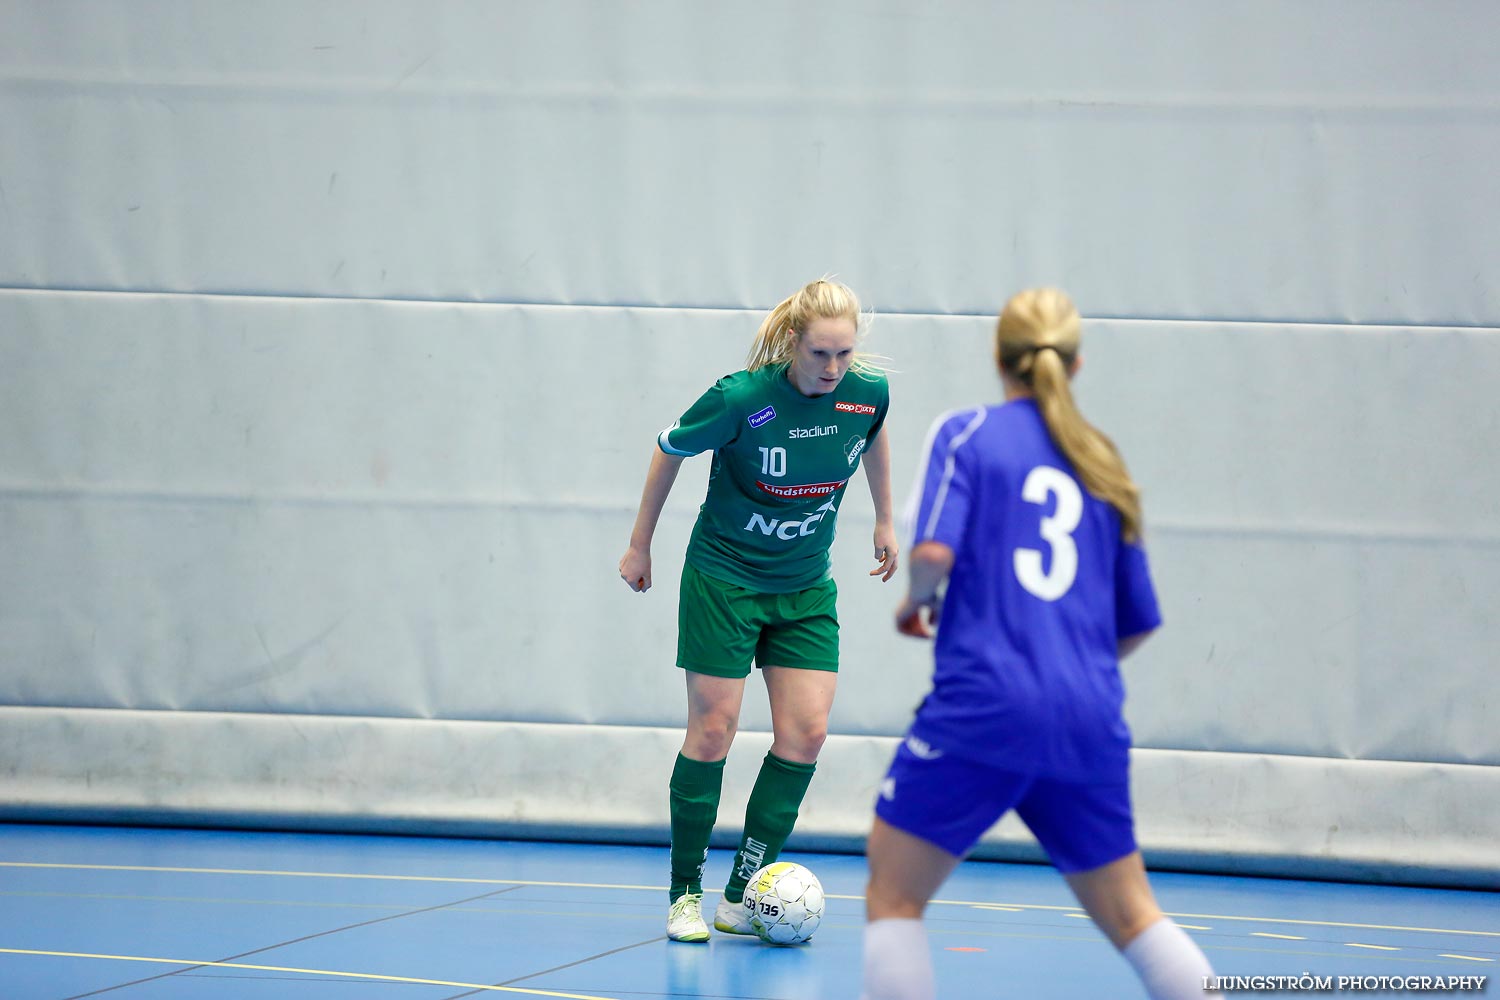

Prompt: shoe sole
[
  {"left": 712, "top": 920, "right": 756, "bottom": 935},
  {"left": 668, "top": 930, "right": 710, "bottom": 943}
]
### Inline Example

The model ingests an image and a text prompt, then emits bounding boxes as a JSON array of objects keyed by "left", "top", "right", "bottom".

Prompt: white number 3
[{"left": 1013, "top": 466, "right": 1082, "bottom": 601}]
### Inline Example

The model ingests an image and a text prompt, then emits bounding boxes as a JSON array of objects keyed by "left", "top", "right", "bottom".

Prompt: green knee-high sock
[
  {"left": 669, "top": 752, "right": 726, "bottom": 903},
  {"left": 723, "top": 751, "right": 817, "bottom": 903}
]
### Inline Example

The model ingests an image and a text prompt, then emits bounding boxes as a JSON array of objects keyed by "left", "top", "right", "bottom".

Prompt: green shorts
[{"left": 677, "top": 562, "right": 840, "bottom": 677}]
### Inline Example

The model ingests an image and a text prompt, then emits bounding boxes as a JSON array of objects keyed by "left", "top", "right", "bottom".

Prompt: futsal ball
[{"left": 744, "top": 861, "right": 824, "bottom": 945}]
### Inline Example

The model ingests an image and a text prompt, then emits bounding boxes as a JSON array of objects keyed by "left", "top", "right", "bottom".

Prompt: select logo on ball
[{"left": 745, "top": 861, "right": 824, "bottom": 945}]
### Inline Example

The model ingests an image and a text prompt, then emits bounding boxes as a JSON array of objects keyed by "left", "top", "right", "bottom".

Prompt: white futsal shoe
[
  {"left": 713, "top": 895, "right": 756, "bottom": 935},
  {"left": 667, "top": 892, "right": 710, "bottom": 942}
]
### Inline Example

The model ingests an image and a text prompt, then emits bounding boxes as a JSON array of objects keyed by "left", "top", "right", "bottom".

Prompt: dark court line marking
[
  {"left": 58, "top": 885, "right": 526, "bottom": 999},
  {"left": 439, "top": 936, "right": 667, "bottom": 1000}
]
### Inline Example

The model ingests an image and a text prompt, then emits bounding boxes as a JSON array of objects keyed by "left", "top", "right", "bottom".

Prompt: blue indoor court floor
[{"left": 0, "top": 823, "right": 1494, "bottom": 999}]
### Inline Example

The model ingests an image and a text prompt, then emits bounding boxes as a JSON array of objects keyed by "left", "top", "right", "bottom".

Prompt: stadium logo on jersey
[
  {"left": 844, "top": 436, "right": 866, "bottom": 466},
  {"left": 748, "top": 405, "right": 777, "bottom": 428},
  {"left": 788, "top": 424, "right": 839, "bottom": 439},
  {"left": 744, "top": 497, "right": 838, "bottom": 540},
  {"left": 835, "top": 401, "right": 877, "bottom": 415},
  {"left": 757, "top": 480, "right": 845, "bottom": 499}
]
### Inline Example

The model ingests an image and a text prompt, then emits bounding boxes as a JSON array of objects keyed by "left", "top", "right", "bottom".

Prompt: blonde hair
[
  {"left": 997, "top": 288, "right": 1144, "bottom": 543},
  {"left": 746, "top": 278, "right": 885, "bottom": 378}
]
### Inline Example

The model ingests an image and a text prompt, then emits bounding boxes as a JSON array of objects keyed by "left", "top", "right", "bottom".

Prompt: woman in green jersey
[{"left": 619, "top": 277, "right": 899, "bottom": 942}]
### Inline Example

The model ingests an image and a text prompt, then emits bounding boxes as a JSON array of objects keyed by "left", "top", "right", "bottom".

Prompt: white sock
[
  {"left": 860, "top": 918, "right": 935, "bottom": 1000},
  {"left": 1122, "top": 917, "right": 1220, "bottom": 999}
]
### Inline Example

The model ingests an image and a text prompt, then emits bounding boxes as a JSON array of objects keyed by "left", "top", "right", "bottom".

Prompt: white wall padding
[{"left": 2, "top": 709, "right": 1495, "bottom": 889}]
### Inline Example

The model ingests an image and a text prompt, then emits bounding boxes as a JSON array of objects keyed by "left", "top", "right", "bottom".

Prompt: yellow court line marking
[
  {"left": 1347, "top": 943, "right": 1400, "bottom": 951},
  {"left": 1148, "top": 910, "right": 1500, "bottom": 938},
  {"left": 1440, "top": 954, "right": 1494, "bottom": 963},
  {"left": 1252, "top": 932, "right": 1306, "bottom": 940},
  {"left": 970, "top": 904, "right": 1024, "bottom": 912},
  {"left": 1201, "top": 944, "right": 1491, "bottom": 969},
  {"left": 0, "top": 863, "right": 660, "bottom": 893},
  {"left": 0, "top": 949, "right": 617, "bottom": 999},
  {"left": 1066, "top": 914, "right": 1094, "bottom": 920},
  {"left": 1177, "top": 925, "right": 1212, "bottom": 931},
  {"left": 5, "top": 862, "right": 1496, "bottom": 939}
]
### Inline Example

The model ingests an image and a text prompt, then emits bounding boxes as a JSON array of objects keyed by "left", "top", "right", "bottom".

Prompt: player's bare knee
[
  {"left": 865, "top": 878, "right": 925, "bottom": 921},
  {"left": 1092, "top": 904, "right": 1164, "bottom": 951},
  {"left": 688, "top": 716, "right": 738, "bottom": 759},
  {"left": 705, "top": 727, "right": 739, "bottom": 759},
  {"left": 1115, "top": 910, "right": 1165, "bottom": 950},
  {"left": 783, "top": 722, "right": 827, "bottom": 760}
]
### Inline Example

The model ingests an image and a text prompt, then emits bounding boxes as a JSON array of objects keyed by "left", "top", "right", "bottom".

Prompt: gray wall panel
[
  {"left": 4, "top": 291, "right": 1496, "bottom": 768},
  {"left": 3, "top": 1, "right": 1497, "bottom": 324},
  {"left": 1082, "top": 322, "right": 1500, "bottom": 541}
]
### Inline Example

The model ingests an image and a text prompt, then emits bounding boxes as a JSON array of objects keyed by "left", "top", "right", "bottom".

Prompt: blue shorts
[{"left": 874, "top": 736, "right": 1137, "bottom": 874}]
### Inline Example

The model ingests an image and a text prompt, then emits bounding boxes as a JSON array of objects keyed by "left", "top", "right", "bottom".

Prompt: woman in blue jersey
[
  {"left": 619, "top": 278, "right": 899, "bottom": 943},
  {"left": 860, "top": 288, "right": 1217, "bottom": 1000}
]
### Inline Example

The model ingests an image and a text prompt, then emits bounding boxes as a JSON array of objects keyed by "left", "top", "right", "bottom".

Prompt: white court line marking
[
  {"left": 4, "top": 862, "right": 1495, "bottom": 939},
  {"left": 0, "top": 949, "right": 617, "bottom": 998},
  {"left": 1176, "top": 925, "right": 1212, "bottom": 931},
  {"left": 1253, "top": 932, "right": 1307, "bottom": 940},
  {"left": 1347, "top": 943, "right": 1400, "bottom": 951},
  {"left": 970, "top": 904, "right": 1023, "bottom": 912},
  {"left": 1440, "top": 954, "right": 1494, "bottom": 963}
]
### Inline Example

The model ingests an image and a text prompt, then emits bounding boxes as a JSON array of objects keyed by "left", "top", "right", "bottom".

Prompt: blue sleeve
[
  {"left": 905, "top": 408, "right": 987, "bottom": 551},
  {"left": 1115, "top": 540, "right": 1162, "bottom": 638}
]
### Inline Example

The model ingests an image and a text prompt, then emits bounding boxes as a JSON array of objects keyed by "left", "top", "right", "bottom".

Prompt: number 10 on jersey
[{"left": 759, "top": 447, "right": 787, "bottom": 477}]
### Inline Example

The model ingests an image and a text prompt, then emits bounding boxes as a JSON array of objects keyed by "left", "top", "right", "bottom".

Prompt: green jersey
[{"left": 659, "top": 364, "right": 890, "bottom": 593}]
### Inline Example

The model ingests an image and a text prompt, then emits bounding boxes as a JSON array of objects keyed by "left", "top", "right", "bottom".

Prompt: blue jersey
[{"left": 904, "top": 399, "right": 1161, "bottom": 782}]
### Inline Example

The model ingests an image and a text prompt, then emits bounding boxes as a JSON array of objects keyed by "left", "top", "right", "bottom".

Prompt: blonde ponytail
[
  {"left": 998, "top": 289, "right": 1144, "bottom": 543},
  {"left": 746, "top": 294, "right": 802, "bottom": 372},
  {"left": 746, "top": 278, "right": 886, "bottom": 378}
]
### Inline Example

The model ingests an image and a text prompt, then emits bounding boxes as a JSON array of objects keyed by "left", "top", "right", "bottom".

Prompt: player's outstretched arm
[{"left": 618, "top": 448, "right": 685, "bottom": 593}]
